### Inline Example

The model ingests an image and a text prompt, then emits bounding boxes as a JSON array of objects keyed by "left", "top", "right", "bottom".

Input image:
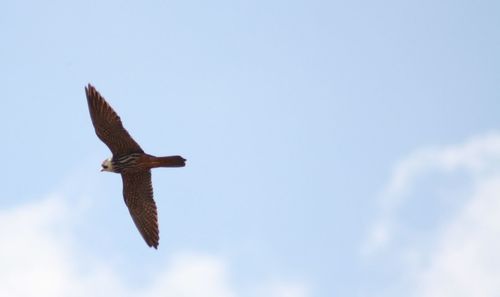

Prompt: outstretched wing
[
  {"left": 85, "top": 84, "right": 144, "bottom": 156},
  {"left": 121, "top": 170, "right": 159, "bottom": 248}
]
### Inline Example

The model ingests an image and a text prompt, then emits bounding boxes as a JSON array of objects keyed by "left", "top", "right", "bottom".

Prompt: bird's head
[{"left": 101, "top": 158, "right": 114, "bottom": 172}]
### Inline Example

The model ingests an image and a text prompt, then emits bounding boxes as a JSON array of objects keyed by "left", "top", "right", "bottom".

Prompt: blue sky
[{"left": 1, "top": 1, "right": 500, "bottom": 296}]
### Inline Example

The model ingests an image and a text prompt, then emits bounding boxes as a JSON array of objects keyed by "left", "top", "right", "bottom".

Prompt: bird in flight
[{"left": 85, "top": 84, "right": 186, "bottom": 249}]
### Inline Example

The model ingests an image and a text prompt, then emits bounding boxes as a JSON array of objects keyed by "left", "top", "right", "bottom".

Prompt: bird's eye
[{"left": 103, "top": 165, "right": 108, "bottom": 169}]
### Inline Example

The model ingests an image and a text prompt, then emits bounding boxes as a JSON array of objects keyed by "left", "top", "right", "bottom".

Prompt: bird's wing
[
  {"left": 85, "top": 84, "right": 144, "bottom": 156},
  {"left": 122, "top": 170, "right": 159, "bottom": 248}
]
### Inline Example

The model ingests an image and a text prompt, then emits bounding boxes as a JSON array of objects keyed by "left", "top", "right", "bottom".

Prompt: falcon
[{"left": 85, "top": 84, "right": 186, "bottom": 249}]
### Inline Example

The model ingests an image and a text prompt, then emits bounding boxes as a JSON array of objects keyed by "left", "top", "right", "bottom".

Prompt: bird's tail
[{"left": 150, "top": 155, "right": 186, "bottom": 168}]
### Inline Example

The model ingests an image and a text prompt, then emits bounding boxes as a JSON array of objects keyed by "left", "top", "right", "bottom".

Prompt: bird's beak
[{"left": 100, "top": 168, "right": 104, "bottom": 172}]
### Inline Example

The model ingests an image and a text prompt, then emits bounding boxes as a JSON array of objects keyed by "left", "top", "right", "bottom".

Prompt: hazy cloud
[
  {"left": 0, "top": 193, "right": 309, "bottom": 297},
  {"left": 364, "top": 132, "right": 500, "bottom": 296},
  {"left": 364, "top": 132, "right": 500, "bottom": 254}
]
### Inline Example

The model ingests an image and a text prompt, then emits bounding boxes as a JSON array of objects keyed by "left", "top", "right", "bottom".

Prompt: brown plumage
[{"left": 85, "top": 83, "right": 186, "bottom": 249}]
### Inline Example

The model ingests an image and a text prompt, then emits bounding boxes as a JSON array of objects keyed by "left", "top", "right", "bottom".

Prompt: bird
[{"left": 85, "top": 84, "right": 186, "bottom": 249}]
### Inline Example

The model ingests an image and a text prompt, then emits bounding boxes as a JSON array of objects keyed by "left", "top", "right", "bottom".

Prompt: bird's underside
[{"left": 85, "top": 84, "right": 186, "bottom": 249}]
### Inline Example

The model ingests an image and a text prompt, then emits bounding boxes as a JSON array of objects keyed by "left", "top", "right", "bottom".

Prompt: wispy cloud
[
  {"left": 0, "top": 192, "right": 309, "bottom": 297},
  {"left": 414, "top": 176, "right": 500, "bottom": 296},
  {"left": 363, "top": 132, "right": 500, "bottom": 296},
  {"left": 363, "top": 132, "right": 500, "bottom": 255}
]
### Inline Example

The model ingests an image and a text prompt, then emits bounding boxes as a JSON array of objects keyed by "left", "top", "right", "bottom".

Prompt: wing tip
[
  {"left": 85, "top": 83, "right": 97, "bottom": 100},
  {"left": 148, "top": 238, "right": 159, "bottom": 249},
  {"left": 85, "top": 83, "right": 93, "bottom": 92}
]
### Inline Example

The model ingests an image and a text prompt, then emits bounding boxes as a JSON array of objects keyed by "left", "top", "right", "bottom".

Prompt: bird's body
[
  {"left": 85, "top": 84, "right": 185, "bottom": 249},
  {"left": 102, "top": 153, "right": 185, "bottom": 174}
]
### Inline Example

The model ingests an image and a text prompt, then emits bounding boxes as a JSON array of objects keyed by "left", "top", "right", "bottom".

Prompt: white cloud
[
  {"left": 414, "top": 176, "right": 500, "bottom": 297},
  {"left": 0, "top": 192, "right": 309, "bottom": 297},
  {"left": 0, "top": 194, "right": 125, "bottom": 297},
  {"left": 365, "top": 132, "right": 500, "bottom": 296},
  {"left": 364, "top": 132, "right": 500, "bottom": 255},
  {"left": 384, "top": 132, "right": 500, "bottom": 197}
]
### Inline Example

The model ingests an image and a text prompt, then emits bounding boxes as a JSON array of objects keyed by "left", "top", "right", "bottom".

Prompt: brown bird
[{"left": 85, "top": 84, "right": 185, "bottom": 249}]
